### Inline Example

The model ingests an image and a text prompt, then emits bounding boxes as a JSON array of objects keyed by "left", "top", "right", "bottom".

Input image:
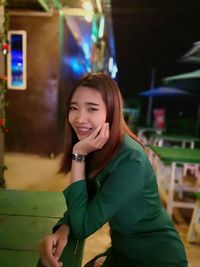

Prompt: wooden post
[{"left": 146, "top": 68, "right": 155, "bottom": 126}]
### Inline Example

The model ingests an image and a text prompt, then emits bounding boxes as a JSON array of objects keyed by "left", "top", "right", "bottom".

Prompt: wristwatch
[{"left": 71, "top": 153, "right": 86, "bottom": 163}]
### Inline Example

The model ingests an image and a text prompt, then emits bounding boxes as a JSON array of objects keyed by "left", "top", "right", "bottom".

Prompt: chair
[
  {"left": 183, "top": 163, "right": 199, "bottom": 177},
  {"left": 137, "top": 128, "right": 164, "bottom": 146},
  {"left": 167, "top": 162, "right": 200, "bottom": 217},
  {"left": 187, "top": 193, "right": 200, "bottom": 243}
]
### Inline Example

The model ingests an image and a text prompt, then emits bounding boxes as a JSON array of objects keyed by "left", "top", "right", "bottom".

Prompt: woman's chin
[{"left": 77, "top": 134, "right": 89, "bottom": 140}]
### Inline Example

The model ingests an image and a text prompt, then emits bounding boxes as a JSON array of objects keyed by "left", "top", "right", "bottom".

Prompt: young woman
[{"left": 40, "top": 73, "right": 188, "bottom": 267}]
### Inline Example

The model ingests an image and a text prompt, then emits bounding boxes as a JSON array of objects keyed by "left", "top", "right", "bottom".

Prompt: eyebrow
[{"left": 70, "top": 101, "right": 100, "bottom": 106}]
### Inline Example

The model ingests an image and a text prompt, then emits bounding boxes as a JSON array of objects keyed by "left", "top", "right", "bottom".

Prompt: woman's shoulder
[
  {"left": 107, "top": 134, "right": 147, "bottom": 171},
  {"left": 123, "top": 133, "right": 143, "bottom": 151},
  {"left": 94, "top": 134, "right": 150, "bottom": 184},
  {"left": 120, "top": 134, "right": 145, "bottom": 158}
]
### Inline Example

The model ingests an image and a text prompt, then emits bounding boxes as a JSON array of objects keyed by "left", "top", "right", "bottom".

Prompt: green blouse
[{"left": 54, "top": 134, "right": 187, "bottom": 266}]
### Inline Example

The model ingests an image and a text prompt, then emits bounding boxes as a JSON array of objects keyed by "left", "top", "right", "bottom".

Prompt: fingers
[
  {"left": 40, "top": 237, "right": 61, "bottom": 267},
  {"left": 88, "top": 124, "right": 103, "bottom": 139},
  {"left": 101, "top": 123, "right": 110, "bottom": 139},
  {"left": 73, "top": 123, "right": 110, "bottom": 155},
  {"left": 93, "top": 123, "right": 110, "bottom": 149},
  {"left": 89, "top": 122, "right": 109, "bottom": 139},
  {"left": 53, "top": 237, "right": 67, "bottom": 259}
]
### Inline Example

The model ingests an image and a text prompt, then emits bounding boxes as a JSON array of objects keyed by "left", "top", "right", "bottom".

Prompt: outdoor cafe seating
[{"left": 148, "top": 144, "right": 200, "bottom": 243}]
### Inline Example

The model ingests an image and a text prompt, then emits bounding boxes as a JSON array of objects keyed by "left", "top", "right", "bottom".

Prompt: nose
[{"left": 75, "top": 109, "right": 88, "bottom": 123}]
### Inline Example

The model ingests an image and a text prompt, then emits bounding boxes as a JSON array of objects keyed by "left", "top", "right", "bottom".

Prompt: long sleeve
[
  {"left": 52, "top": 210, "right": 70, "bottom": 233},
  {"left": 63, "top": 149, "right": 148, "bottom": 239}
]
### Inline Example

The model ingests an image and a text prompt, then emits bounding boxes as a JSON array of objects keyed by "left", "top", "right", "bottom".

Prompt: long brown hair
[{"left": 59, "top": 72, "right": 143, "bottom": 179}]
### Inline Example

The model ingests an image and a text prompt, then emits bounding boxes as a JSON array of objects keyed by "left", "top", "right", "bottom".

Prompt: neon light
[
  {"left": 91, "top": 34, "right": 97, "bottom": 42},
  {"left": 83, "top": 42, "right": 91, "bottom": 59},
  {"left": 111, "top": 65, "right": 118, "bottom": 78},
  {"left": 108, "top": 57, "right": 113, "bottom": 72},
  {"left": 99, "top": 15, "right": 105, "bottom": 38}
]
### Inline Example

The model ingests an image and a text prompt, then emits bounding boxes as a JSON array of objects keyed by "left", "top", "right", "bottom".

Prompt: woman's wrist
[
  {"left": 72, "top": 143, "right": 88, "bottom": 155},
  {"left": 56, "top": 224, "right": 70, "bottom": 236},
  {"left": 71, "top": 153, "right": 86, "bottom": 163}
]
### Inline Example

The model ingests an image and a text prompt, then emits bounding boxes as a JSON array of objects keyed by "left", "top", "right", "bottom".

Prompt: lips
[{"left": 76, "top": 127, "right": 92, "bottom": 136}]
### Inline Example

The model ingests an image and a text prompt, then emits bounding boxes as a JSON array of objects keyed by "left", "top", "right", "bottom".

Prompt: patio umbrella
[
  {"left": 179, "top": 41, "right": 200, "bottom": 64},
  {"left": 162, "top": 69, "right": 200, "bottom": 94},
  {"left": 139, "top": 86, "right": 192, "bottom": 97},
  {"left": 163, "top": 69, "right": 200, "bottom": 82},
  {"left": 139, "top": 86, "right": 192, "bottom": 129}
]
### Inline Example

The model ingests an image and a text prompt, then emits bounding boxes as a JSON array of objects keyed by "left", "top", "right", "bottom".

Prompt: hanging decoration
[
  {"left": 0, "top": 0, "right": 9, "bottom": 134},
  {"left": 0, "top": 0, "right": 8, "bottom": 188},
  {"left": 2, "top": 40, "right": 9, "bottom": 54}
]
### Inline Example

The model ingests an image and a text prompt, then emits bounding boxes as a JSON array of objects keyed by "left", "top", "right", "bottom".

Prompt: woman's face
[{"left": 68, "top": 86, "right": 107, "bottom": 140}]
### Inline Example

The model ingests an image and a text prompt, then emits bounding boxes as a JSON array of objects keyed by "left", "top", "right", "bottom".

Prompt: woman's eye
[
  {"left": 69, "top": 106, "right": 77, "bottom": 111},
  {"left": 88, "top": 108, "right": 98, "bottom": 112}
]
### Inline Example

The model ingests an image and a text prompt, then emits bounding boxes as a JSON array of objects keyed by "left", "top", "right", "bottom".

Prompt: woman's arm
[{"left": 65, "top": 148, "right": 147, "bottom": 240}]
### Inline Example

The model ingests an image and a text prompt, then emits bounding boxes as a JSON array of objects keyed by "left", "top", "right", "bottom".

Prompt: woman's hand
[
  {"left": 73, "top": 122, "right": 110, "bottom": 155},
  {"left": 39, "top": 225, "right": 69, "bottom": 267}
]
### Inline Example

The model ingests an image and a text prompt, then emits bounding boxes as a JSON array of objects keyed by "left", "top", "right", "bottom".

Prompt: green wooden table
[
  {"left": 0, "top": 189, "right": 84, "bottom": 267},
  {"left": 149, "top": 146, "right": 200, "bottom": 217},
  {"left": 150, "top": 134, "right": 200, "bottom": 148},
  {"left": 149, "top": 146, "right": 200, "bottom": 164}
]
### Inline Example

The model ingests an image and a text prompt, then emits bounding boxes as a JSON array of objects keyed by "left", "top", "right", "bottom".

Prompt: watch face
[
  {"left": 77, "top": 154, "right": 84, "bottom": 161},
  {"left": 72, "top": 153, "right": 85, "bottom": 162}
]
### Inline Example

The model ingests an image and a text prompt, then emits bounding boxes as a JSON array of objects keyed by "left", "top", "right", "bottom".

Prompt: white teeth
[{"left": 78, "top": 127, "right": 91, "bottom": 132}]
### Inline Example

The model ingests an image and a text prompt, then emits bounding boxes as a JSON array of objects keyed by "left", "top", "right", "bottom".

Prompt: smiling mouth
[{"left": 76, "top": 127, "right": 92, "bottom": 136}]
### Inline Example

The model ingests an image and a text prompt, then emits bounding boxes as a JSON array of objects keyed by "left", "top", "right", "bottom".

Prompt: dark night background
[{"left": 111, "top": 0, "right": 200, "bottom": 130}]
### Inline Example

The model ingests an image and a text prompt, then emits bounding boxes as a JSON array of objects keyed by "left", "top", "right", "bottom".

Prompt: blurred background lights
[
  {"left": 111, "top": 65, "right": 118, "bottom": 79},
  {"left": 108, "top": 57, "right": 113, "bottom": 72},
  {"left": 98, "top": 15, "right": 105, "bottom": 38},
  {"left": 82, "top": 1, "right": 93, "bottom": 12},
  {"left": 95, "top": 0, "right": 103, "bottom": 13},
  {"left": 82, "top": 1, "right": 94, "bottom": 22},
  {"left": 84, "top": 14, "right": 93, "bottom": 22},
  {"left": 82, "top": 42, "right": 91, "bottom": 59}
]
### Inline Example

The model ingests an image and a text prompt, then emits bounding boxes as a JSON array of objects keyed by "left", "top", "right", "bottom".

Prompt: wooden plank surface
[
  {"left": 0, "top": 250, "right": 39, "bottom": 267},
  {"left": 0, "top": 215, "right": 58, "bottom": 250},
  {"left": 0, "top": 189, "right": 66, "bottom": 217},
  {"left": 0, "top": 189, "right": 84, "bottom": 267}
]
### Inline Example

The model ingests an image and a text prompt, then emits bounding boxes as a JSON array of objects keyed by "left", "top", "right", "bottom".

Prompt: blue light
[
  {"left": 63, "top": 56, "right": 86, "bottom": 76},
  {"left": 10, "top": 34, "right": 24, "bottom": 87},
  {"left": 82, "top": 42, "right": 91, "bottom": 59}
]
